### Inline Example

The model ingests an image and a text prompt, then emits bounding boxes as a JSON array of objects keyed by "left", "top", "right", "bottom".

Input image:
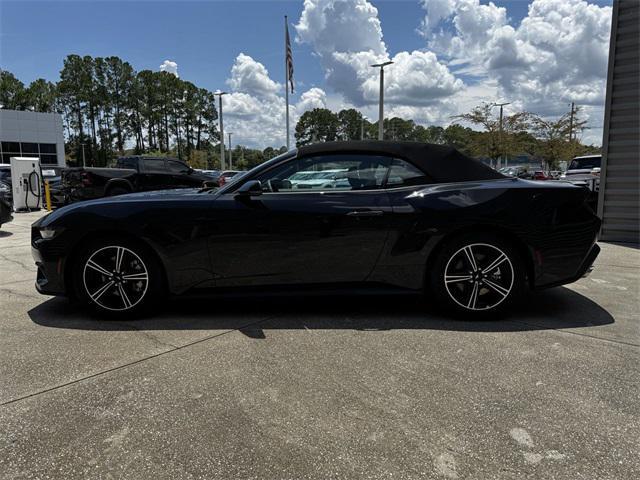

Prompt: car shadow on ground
[
  {"left": 0, "top": 230, "right": 13, "bottom": 238},
  {"left": 28, "top": 286, "right": 614, "bottom": 336}
]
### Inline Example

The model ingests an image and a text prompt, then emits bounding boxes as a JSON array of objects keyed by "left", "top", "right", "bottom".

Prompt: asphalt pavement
[{"left": 0, "top": 210, "right": 638, "bottom": 479}]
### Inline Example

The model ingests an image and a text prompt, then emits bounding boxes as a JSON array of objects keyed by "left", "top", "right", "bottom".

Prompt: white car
[{"left": 289, "top": 169, "right": 348, "bottom": 189}]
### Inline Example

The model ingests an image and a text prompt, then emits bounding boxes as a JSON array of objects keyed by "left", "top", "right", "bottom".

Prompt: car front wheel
[
  {"left": 73, "top": 238, "right": 162, "bottom": 317},
  {"left": 428, "top": 233, "right": 526, "bottom": 317}
]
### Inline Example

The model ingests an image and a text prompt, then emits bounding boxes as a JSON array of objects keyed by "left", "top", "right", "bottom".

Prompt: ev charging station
[{"left": 10, "top": 157, "right": 43, "bottom": 212}]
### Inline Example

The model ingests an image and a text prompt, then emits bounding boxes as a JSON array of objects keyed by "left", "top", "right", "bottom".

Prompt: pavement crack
[
  {"left": 0, "top": 314, "right": 280, "bottom": 408},
  {"left": 510, "top": 320, "right": 640, "bottom": 348}
]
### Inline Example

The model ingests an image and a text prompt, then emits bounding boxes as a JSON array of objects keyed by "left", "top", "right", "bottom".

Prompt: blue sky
[{"left": 1, "top": 0, "right": 614, "bottom": 147}]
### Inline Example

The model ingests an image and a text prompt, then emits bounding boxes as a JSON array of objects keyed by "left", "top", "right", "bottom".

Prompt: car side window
[
  {"left": 167, "top": 160, "right": 189, "bottom": 174},
  {"left": 385, "top": 158, "right": 430, "bottom": 188},
  {"left": 142, "top": 158, "right": 166, "bottom": 173},
  {"left": 255, "top": 154, "right": 391, "bottom": 192},
  {"left": 118, "top": 158, "right": 137, "bottom": 169}
]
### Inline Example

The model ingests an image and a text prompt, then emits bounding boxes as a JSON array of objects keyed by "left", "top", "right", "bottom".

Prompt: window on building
[
  {"left": 21, "top": 143, "right": 38, "bottom": 154},
  {"left": 39, "top": 143, "right": 57, "bottom": 154}
]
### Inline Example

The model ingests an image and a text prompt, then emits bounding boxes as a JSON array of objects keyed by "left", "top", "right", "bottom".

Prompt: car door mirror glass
[{"left": 236, "top": 180, "right": 263, "bottom": 196}]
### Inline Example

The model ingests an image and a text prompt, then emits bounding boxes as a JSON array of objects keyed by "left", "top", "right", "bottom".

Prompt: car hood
[{"left": 37, "top": 188, "right": 205, "bottom": 227}]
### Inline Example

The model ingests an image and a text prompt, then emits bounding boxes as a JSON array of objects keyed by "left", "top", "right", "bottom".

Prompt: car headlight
[{"left": 39, "top": 226, "right": 63, "bottom": 239}]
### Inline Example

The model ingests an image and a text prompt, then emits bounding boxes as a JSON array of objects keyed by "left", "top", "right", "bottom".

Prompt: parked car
[
  {"left": 532, "top": 170, "right": 549, "bottom": 181},
  {"left": 32, "top": 141, "right": 600, "bottom": 318},
  {"left": 0, "top": 166, "right": 13, "bottom": 205},
  {"left": 561, "top": 155, "right": 601, "bottom": 189},
  {"left": 61, "top": 156, "right": 211, "bottom": 202},
  {"left": 0, "top": 181, "right": 12, "bottom": 228},
  {"left": 217, "top": 170, "right": 246, "bottom": 187},
  {"left": 499, "top": 166, "right": 533, "bottom": 179},
  {"left": 289, "top": 169, "right": 348, "bottom": 189}
]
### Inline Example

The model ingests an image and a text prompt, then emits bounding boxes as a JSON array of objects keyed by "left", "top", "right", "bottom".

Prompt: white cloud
[
  {"left": 220, "top": 54, "right": 329, "bottom": 149},
  {"left": 295, "top": 0, "right": 463, "bottom": 107},
  {"left": 420, "top": 0, "right": 612, "bottom": 118},
  {"left": 297, "top": 87, "right": 328, "bottom": 111},
  {"left": 227, "top": 53, "right": 281, "bottom": 98},
  {"left": 159, "top": 60, "right": 178, "bottom": 77}
]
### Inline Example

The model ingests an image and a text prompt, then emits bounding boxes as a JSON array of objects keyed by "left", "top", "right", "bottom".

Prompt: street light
[
  {"left": 360, "top": 115, "right": 368, "bottom": 140},
  {"left": 213, "top": 91, "right": 227, "bottom": 170},
  {"left": 371, "top": 61, "right": 393, "bottom": 140},
  {"left": 492, "top": 102, "right": 511, "bottom": 169},
  {"left": 227, "top": 132, "right": 233, "bottom": 169}
]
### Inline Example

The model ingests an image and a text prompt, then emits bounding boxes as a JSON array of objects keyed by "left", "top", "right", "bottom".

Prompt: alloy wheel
[
  {"left": 443, "top": 243, "right": 514, "bottom": 311},
  {"left": 82, "top": 245, "right": 149, "bottom": 311}
]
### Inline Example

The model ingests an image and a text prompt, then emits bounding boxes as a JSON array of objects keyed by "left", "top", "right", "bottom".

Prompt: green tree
[
  {"left": 337, "top": 108, "right": 364, "bottom": 140},
  {"left": 25, "top": 79, "right": 57, "bottom": 112},
  {"left": 0, "top": 70, "right": 26, "bottom": 109},
  {"left": 295, "top": 108, "right": 339, "bottom": 146},
  {"left": 453, "top": 103, "right": 530, "bottom": 162},
  {"left": 530, "top": 108, "right": 589, "bottom": 169}
]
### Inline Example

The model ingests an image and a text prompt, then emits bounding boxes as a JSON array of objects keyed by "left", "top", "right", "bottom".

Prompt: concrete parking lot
[{"left": 0, "top": 210, "right": 638, "bottom": 479}]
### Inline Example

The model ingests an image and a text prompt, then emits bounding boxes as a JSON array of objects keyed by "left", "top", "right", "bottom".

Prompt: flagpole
[{"left": 285, "top": 15, "right": 290, "bottom": 150}]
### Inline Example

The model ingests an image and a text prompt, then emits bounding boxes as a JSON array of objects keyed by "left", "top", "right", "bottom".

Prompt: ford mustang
[{"left": 31, "top": 141, "right": 601, "bottom": 317}]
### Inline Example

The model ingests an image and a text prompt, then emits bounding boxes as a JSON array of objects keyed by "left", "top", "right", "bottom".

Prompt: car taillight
[{"left": 81, "top": 172, "right": 93, "bottom": 186}]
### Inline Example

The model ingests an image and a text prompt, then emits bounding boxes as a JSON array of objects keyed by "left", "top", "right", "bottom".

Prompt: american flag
[{"left": 285, "top": 19, "right": 294, "bottom": 94}]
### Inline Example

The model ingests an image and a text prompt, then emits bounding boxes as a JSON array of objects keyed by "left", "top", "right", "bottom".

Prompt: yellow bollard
[{"left": 44, "top": 180, "right": 52, "bottom": 211}]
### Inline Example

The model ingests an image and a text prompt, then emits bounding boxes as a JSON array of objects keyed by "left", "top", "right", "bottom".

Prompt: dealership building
[{"left": 0, "top": 109, "right": 66, "bottom": 167}]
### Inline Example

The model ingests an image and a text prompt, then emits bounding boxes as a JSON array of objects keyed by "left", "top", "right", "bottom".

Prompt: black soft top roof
[{"left": 297, "top": 141, "right": 504, "bottom": 183}]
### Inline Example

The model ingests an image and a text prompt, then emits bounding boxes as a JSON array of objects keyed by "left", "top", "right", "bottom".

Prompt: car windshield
[{"left": 569, "top": 157, "right": 601, "bottom": 170}]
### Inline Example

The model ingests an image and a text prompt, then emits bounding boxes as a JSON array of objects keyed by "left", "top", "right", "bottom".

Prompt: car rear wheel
[
  {"left": 73, "top": 238, "right": 163, "bottom": 317},
  {"left": 428, "top": 233, "right": 526, "bottom": 317}
]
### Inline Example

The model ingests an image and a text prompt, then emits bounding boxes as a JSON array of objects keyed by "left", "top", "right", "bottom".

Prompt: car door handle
[{"left": 346, "top": 210, "right": 384, "bottom": 217}]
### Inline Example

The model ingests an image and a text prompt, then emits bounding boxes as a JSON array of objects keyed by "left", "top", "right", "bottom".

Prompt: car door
[
  {"left": 208, "top": 153, "right": 394, "bottom": 287},
  {"left": 139, "top": 158, "right": 171, "bottom": 191},
  {"left": 166, "top": 159, "right": 196, "bottom": 189}
]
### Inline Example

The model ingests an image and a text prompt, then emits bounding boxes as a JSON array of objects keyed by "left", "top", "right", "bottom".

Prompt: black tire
[
  {"left": 106, "top": 186, "right": 130, "bottom": 197},
  {"left": 72, "top": 237, "right": 164, "bottom": 318},
  {"left": 427, "top": 232, "right": 526, "bottom": 317}
]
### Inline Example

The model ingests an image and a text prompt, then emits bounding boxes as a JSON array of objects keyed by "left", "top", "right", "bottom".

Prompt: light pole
[
  {"left": 492, "top": 102, "right": 510, "bottom": 169},
  {"left": 228, "top": 132, "right": 233, "bottom": 169},
  {"left": 371, "top": 61, "right": 393, "bottom": 140},
  {"left": 360, "top": 115, "right": 368, "bottom": 140},
  {"left": 213, "top": 91, "right": 227, "bottom": 170}
]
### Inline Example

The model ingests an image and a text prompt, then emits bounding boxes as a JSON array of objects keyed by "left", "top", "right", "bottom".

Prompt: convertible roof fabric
[{"left": 297, "top": 141, "right": 505, "bottom": 183}]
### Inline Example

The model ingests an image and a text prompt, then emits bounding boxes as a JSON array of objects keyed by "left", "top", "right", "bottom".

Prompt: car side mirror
[{"left": 236, "top": 180, "right": 263, "bottom": 196}]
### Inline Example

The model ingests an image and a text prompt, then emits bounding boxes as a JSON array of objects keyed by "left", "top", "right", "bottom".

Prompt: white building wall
[{"left": 0, "top": 110, "right": 66, "bottom": 167}]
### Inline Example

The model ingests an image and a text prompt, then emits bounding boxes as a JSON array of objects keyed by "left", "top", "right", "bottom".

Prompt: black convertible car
[{"left": 32, "top": 141, "right": 600, "bottom": 317}]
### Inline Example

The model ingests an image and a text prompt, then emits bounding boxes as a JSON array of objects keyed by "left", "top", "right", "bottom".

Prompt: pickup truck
[{"left": 62, "top": 156, "right": 211, "bottom": 202}]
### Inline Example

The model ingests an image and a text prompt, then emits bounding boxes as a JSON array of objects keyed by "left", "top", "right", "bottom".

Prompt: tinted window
[
  {"left": 256, "top": 154, "right": 391, "bottom": 192},
  {"left": 118, "top": 157, "right": 138, "bottom": 169},
  {"left": 569, "top": 157, "right": 601, "bottom": 170},
  {"left": 39, "top": 144, "right": 57, "bottom": 154},
  {"left": 21, "top": 143, "right": 39, "bottom": 154},
  {"left": 1, "top": 142, "right": 20, "bottom": 153},
  {"left": 167, "top": 160, "right": 189, "bottom": 174},
  {"left": 386, "top": 159, "right": 430, "bottom": 187},
  {"left": 142, "top": 158, "right": 166, "bottom": 173}
]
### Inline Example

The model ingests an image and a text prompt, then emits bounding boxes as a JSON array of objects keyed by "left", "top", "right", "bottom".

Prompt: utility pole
[
  {"left": 492, "top": 102, "right": 510, "bottom": 169},
  {"left": 568, "top": 101, "right": 575, "bottom": 142},
  {"left": 213, "top": 91, "right": 227, "bottom": 170},
  {"left": 360, "top": 116, "right": 365, "bottom": 140},
  {"left": 80, "top": 143, "right": 86, "bottom": 167},
  {"left": 228, "top": 132, "right": 233, "bottom": 169},
  {"left": 371, "top": 61, "right": 393, "bottom": 140}
]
